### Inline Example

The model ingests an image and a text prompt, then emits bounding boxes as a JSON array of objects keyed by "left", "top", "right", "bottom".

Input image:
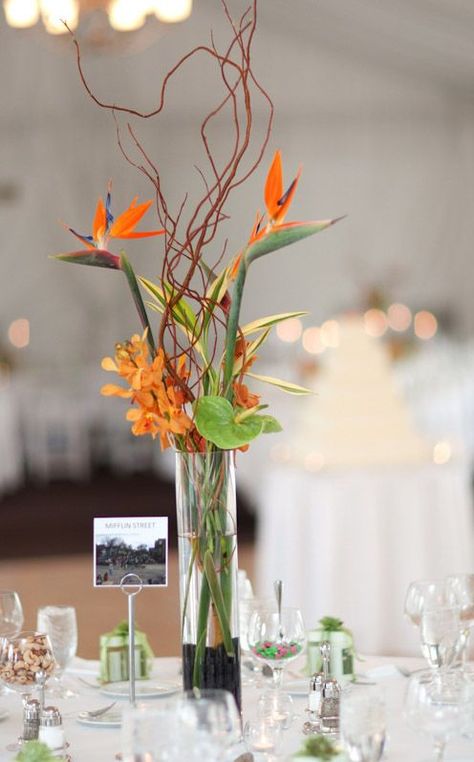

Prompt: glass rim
[
  {"left": 6, "top": 630, "right": 49, "bottom": 641},
  {"left": 37, "top": 604, "right": 76, "bottom": 611}
]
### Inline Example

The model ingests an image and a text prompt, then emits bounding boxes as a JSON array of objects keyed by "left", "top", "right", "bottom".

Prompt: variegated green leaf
[
  {"left": 232, "top": 328, "right": 271, "bottom": 376},
  {"left": 241, "top": 311, "right": 309, "bottom": 336},
  {"left": 246, "top": 372, "right": 313, "bottom": 395},
  {"left": 203, "top": 550, "right": 234, "bottom": 656}
]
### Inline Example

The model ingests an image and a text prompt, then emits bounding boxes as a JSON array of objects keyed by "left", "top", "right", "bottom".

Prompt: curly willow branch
[{"left": 70, "top": 0, "right": 273, "bottom": 400}]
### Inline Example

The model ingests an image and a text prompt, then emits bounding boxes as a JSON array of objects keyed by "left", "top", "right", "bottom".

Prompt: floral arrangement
[
  {"left": 54, "top": 0, "right": 340, "bottom": 703},
  {"left": 55, "top": 1, "right": 340, "bottom": 455}
]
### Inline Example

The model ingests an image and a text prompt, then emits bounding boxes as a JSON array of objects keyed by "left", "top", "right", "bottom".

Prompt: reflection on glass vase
[{"left": 175, "top": 450, "right": 241, "bottom": 711}]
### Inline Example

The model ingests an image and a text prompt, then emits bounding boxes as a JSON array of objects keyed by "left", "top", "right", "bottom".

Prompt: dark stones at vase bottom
[{"left": 182, "top": 637, "right": 242, "bottom": 711}]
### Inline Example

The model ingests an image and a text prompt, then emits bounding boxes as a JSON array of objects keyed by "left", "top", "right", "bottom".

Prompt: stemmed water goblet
[
  {"left": 340, "top": 687, "right": 386, "bottom": 762},
  {"left": 405, "top": 670, "right": 473, "bottom": 761},
  {"left": 175, "top": 689, "right": 242, "bottom": 759},
  {"left": 445, "top": 574, "right": 474, "bottom": 666},
  {"left": 405, "top": 580, "right": 462, "bottom": 670},
  {"left": 248, "top": 606, "right": 306, "bottom": 692},
  {"left": 404, "top": 579, "right": 450, "bottom": 627},
  {"left": 419, "top": 607, "right": 461, "bottom": 671},
  {"left": 37, "top": 605, "right": 78, "bottom": 697},
  {"left": 0, "top": 631, "right": 56, "bottom": 751},
  {"left": 121, "top": 703, "right": 222, "bottom": 761}
]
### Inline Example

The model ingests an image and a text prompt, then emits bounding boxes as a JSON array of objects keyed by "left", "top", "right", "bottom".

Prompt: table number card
[{"left": 93, "top": 516, "right": 168, "bottom": 587}]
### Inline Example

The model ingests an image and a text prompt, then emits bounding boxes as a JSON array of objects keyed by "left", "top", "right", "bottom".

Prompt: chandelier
[{"left": 3, "top": 0, "right": 193, "bottom": 34}]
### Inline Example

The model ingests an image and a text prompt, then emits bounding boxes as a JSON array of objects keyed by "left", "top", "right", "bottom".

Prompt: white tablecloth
[
  {"left": 256, "top": 460, "right": 474, "bottom": 656},
  {"left": 0, "top": 655, "right": 473, "bottom": 761}
]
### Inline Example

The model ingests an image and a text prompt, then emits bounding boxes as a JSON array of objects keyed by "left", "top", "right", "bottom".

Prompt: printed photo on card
[{"left": 93, "top": 517, "right": 168, "bottom": 587}]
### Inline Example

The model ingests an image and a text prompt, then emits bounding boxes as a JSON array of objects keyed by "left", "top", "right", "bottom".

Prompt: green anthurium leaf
[
  {"left": 246, "top": 217, "right": 344, "bottom": 264},
  {"left": 195, "top": 396, "right": 264, "bottom": 449},
  {"left": 52, "top": 249, "right": 121, "bottom": 269},
  {"left": 203, "top": 550, "right": 234, "bottom": 656},
  {"left": 258, "top": 415, "right": 283, "bottom": 434},
  {"left": 246, "top": 372, "right": 313, "bottom": 395},
  {"left": 241, "top": 311, "right": 309, "bottom": 336}
]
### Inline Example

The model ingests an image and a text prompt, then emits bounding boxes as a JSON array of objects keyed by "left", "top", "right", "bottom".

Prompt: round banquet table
[
  {"left": 0, "top": 655, "right": 473, "bottom": 761},
  {"left": 255, "top": 459, "right": 474, "bottom": 656}
]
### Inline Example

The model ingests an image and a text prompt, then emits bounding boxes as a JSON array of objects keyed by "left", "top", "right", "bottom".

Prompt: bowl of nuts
[{"left": 0, "top": 631, "right": 55, "bottom": 693}]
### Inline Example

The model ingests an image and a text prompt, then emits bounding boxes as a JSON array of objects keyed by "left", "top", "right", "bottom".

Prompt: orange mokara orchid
[
  {"left": 100, "top": 331, "right": 193, "bottom": 449},
  {"left": 68, "top": 184, "right": 164, "bottom": 251}
]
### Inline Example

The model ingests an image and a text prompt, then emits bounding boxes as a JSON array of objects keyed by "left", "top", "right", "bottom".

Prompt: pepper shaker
[
  {"left": 38, "top": 706, "right": 66, "bottom": 751},
  {"left": 22, "top": 698, "right": 41, "bottom": 742},
  {"left": 319, "top": 641, "right": 341, "bottom": 734}
]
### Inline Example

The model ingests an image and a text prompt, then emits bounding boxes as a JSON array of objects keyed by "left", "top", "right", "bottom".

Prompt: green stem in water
[{"left": 193, "top": 575, "right": 211, "bottom": 688}]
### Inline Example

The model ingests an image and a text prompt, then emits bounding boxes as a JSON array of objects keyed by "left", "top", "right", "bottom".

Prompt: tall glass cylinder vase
[{"left": 175, "top": 450, "right": 241, "bottom": 710}]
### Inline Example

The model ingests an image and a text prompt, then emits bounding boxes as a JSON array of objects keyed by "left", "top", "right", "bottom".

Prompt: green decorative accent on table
[
  {"left": 294, "top": 735, "right": 342, "bottom": 760},
  {"left": 99, "top": 620, "right": 154, "bottom": 683},
  {"left": 15, "top": 741, "right": 57, "bottom": 762},
  {"left": 307, "top": 615, "right": 355, "bottom": 682}
]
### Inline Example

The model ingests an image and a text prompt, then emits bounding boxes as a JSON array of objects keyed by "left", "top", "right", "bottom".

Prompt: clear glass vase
[{"left": 175, "top": 450, "right": 241, "bottom": 710}]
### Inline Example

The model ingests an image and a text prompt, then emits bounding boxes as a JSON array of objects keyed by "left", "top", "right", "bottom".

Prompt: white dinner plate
[
  {"left": 77, "top": 710, "right": 122, "bottom": 728},
  {"left": 283, "top": 678, "right": 307, "bottom": 696},
  {"left": 100, "top": 680, "right": 181, "bottom": 699}
]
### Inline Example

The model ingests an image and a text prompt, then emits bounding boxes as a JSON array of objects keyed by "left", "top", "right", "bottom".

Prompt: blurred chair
[
  {"left": 20, "top": 385, "right": 91, "bottom": 482},
  {"left": 0, "top": 379, "right": 23, "bottom": 495}
]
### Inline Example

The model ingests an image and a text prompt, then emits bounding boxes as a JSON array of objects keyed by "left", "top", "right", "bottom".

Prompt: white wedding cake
[{"left": 292, "top": 316, "right": 431, "bottom": 468}]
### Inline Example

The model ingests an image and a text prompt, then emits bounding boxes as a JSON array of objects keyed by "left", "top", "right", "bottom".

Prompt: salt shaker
[
  {"left": 22, "top": 698, "right": 41, "bottom": 741},
  {"left": 38, "top": 706, "right": 66, "bottom": 751},
  {"left": 303, "top": 672, "right": 324, "bottom": 734}
]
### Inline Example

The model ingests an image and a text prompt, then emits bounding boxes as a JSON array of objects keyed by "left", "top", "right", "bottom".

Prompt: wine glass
[
  {"left": 445, "top": 574, "right": 474, "bottom": 665},
  {"left": 420, "top": 607, "right": 461, "bottom": 671},
  {"left": 248, "top": 606, "right": 306, "bottom": 690},
  {"left": 0, "top": 591, "right": 24, "bottom": 698},
  {"left": 37, "top": 605, "right": 78, "bottom": 697},
  {"left": 244, "top": 716, "right": 282, "bottom": 756},
  {"left": 405, "top": 670, "right": 473, "bottom": 761},
  {"left": 257, "top": 690, "right": 295, "bottom": 729},
  {"left": 0, "top": 591, "right": 24, "bottom": 638},
  {"left": 0, "top": 631, "right": 55, "bottom": 751},
  {"left": 340, "top": 687, "right": 386, "bottom": 762}
]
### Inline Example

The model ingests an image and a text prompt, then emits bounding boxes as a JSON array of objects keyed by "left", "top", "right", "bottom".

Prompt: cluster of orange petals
[
  {"left": 233, "top": 382, "right": 260, "bottom": 410},
  {"left": 101, "top": 332, "right": 193, "bottom": 450},
  {"left": 234, "top": 336, "right": 257, "bottom": 374}
]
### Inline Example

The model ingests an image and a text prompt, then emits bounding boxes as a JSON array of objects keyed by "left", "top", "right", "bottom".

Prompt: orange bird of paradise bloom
[
  {"left": 248, "top": 150, "right": 303, "bottom": 245},
  {"left": 67, "top": 183, "right": 164, "bottom": 251}
]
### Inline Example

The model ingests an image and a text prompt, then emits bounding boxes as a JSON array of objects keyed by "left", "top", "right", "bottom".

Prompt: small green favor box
[
  {"left": 307, "top": 616, "right": 354, "bottom": 684},
  {"left": 100, "top": 621, "right": 154, "bottom": 683}
]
